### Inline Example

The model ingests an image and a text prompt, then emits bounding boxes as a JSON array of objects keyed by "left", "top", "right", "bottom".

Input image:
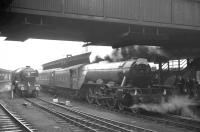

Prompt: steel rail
[
  {"left": 74, "top": 96, "right": 200, "bottom": 131},
  {"left": 0, "top": 102, "right": 35, "bottom": 132},
  {"left": 37, "top": 97, "right": 157, "bottom": 132},
  {"left": 99, "top": 102, "right": 200, "bottom": 131},
  {"left": 25, "top": 98, "right": 120, "bottom": 132},
  {"left": 151, "top": 112, "right": 200, "bottom": 126},
  {"left": 39, "top": 96, "right": 200, "bottom": 131},
  {"left": 139, "top": 111, "right": 200, "bottom": 131},
  {"left": 95, "top": 101, "right": 200, "bottom": 131}
]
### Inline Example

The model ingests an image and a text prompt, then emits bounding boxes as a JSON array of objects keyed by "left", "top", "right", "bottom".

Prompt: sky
[{"left": 0, "top": 37, "right": 113, "bottom": 71}]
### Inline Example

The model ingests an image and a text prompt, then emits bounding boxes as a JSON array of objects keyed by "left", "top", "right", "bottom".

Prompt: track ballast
[{"left": 0, "top": 102, "right": 36, "bottom": 132}]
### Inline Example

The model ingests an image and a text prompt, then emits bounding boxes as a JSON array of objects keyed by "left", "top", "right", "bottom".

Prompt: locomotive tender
[
  {"left": 37, "top": 58, "right": 169, "bottom": 110},
  {"left": 11, "top": 66, "right": 40, "bottom": 97}
]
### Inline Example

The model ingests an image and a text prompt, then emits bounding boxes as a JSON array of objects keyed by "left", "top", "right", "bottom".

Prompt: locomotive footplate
[
  {"left": 95, "top": 96, "right": 113, "bottom": 99},
  {"left": 116, "top": 87, "right": 167, "bottom": 106}
]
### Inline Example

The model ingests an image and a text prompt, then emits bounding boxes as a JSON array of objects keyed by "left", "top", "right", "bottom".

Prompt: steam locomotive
[
  {"left": 11, "top": 66, "right": 40, "bottom": 97},
  {"left": 37, "top": 58, "right": 171, "bottom": 110}
]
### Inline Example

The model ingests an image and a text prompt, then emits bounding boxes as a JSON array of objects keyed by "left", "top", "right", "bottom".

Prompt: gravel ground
[
  {"left": 0, "top": 91, "right": 73, "bottom": 132},
  {"left": 0, "top": 80, "right": 196, "bottom": 132},
  {"left": 39, "top": 91, "right": 194, "bottom": 132}
]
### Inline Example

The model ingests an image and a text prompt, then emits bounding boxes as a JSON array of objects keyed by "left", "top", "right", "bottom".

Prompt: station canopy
[
  {"left": 0, "top": 12, "right": 199, "bottom": 49},
  {"left": 0, "top": 2, "right": 200, "bottom": 62}
]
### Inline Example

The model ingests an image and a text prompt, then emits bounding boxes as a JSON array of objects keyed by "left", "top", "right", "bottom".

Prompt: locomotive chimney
[{"left": 66, "top": 54, "right": 72, "bottom": 58}]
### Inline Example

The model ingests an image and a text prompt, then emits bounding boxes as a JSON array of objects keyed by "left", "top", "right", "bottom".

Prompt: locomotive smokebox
[{"left": 11, "top": 66, "right": 40, "bottom": 97}]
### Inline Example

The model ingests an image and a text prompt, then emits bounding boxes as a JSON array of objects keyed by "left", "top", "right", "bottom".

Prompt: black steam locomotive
[
  {"left": 11, "top": 66, "right": 40, "bottom": 97},
  {"left": 37, "top": 58, "right": 170, "bottom": 110}
]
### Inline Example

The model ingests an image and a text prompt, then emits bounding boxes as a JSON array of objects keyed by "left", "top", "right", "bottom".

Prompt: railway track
[
  {"left": 25, "top": 97, "right": 157, "bottom": 132},
  {"left": 0, "top": 102, "right": 36, "bottom": 132},
  {"left": 90, "top": 101, "right": 200, "bottom": 131},
  {"left": 138, "top": 110, "right": 200, "bottom": 131},
  {"left": 78, "top": 99, "right": 200, "bottom": 132},
  {"left": 42, "top": 92, "right": 200, "bottom": 132}
]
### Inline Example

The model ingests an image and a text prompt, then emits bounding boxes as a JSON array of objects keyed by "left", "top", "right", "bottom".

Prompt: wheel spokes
[
  {"left": 118, "top": 101, "right": 125, "bottom": 111},
  {"left": 106, "top": 98, "right": 116, "bottom": 109},
  {"left": 86, "top": 88, "right": 95, "bottom": 104},
  {"left": 95, "top": 98, "right": 106, "bottom": 106},
  {"left": 93, "top": 87, "right": 105, "bottom": 106}
]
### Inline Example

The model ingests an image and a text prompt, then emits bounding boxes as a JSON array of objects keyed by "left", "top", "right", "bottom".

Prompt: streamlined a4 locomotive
[
  {"left": 37, "top": 59, "right": 170, "bottom": 109},
  {"left": 11, "top": 66, "right": 40, "bottom": 97}
]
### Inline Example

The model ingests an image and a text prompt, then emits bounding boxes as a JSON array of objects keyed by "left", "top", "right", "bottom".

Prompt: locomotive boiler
[
  {"left": 11, "top": 66, "right": 40, "bottom": 97},
  {"left": 84, "top": 59, "right": 151, "bottom": 88},
  {"left": 37, "top": 58, "right": 169, "bottom": 110}
]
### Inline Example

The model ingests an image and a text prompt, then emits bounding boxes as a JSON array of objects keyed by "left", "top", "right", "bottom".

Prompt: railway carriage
[{"left": 37, "top": 58, "right": 171, "bottom": 110}]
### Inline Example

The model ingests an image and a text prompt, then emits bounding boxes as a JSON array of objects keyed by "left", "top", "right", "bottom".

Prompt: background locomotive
[
  {"left": 37, "top": 58, "right": 171, "bottom": 110},
  {"left": 163, "top": 58, "right": 200, "bottom": 99},
  {"left": 11, "top": 66, "right": 40, "bottom": 97}
]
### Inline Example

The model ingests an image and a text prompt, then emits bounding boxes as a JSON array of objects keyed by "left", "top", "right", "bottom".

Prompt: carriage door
[
  {"left": 50, "top": 71, "right": 55, "bottom": 87},
  {"left": 70, "top": 69, "right": 78, "bottom": 89}
]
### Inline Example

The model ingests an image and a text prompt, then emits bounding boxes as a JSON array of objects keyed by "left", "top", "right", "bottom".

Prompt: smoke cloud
[
  {"left": 131, "top": 95, "right": 199, "bottom": 119},
  {"left": 92, "top": 54, "right": 114, "bottom": 63},
  {"left": 112, "top": 45, "right": 167, "bottom": 61},
  {"left": 92, "top": 45, "right": 168, "bottom": 63},
  {"left": 110, "top": 48, "right": 123, "bottom": 62}
]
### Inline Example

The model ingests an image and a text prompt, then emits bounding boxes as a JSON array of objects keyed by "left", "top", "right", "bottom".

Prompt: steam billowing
[
  {"left": 92, "top": 45, "right": 167, "bottom": 63},
  {"left": 131, "top": 95, "right": 199, "bottom": 120}
]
